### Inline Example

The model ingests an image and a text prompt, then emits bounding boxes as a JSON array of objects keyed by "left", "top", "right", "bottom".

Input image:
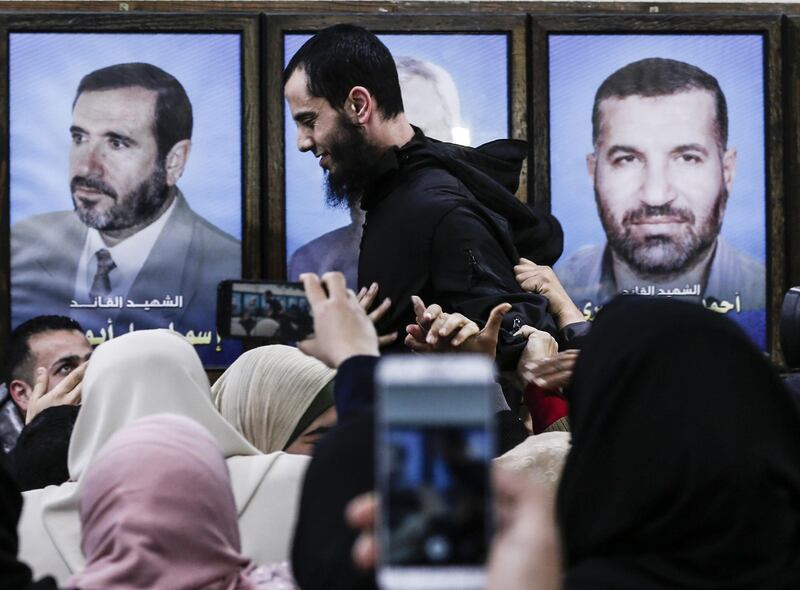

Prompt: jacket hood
[{"left": 409, "top": 135, "right": 564, "bottom": 267}]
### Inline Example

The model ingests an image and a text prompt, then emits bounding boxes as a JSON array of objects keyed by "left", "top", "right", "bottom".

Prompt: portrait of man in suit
[
  {"left": 551, "top": 52, "right": 766, "bottom": 346},
  {"left": 10, "top": 62, "right": 241, "bottom": 344}
]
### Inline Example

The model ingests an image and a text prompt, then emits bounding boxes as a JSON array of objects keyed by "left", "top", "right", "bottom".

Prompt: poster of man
[
  {"left": 9, "top": 33, "right": 243, "bottom": 365},
  {"left": 284, "top": 33, "right": 510, "bottom": 288},
  {"left": 549, "top": 35, "right": 767, "bottom": 348}
]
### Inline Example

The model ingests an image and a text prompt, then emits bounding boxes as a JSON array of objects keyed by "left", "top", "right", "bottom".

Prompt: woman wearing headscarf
[
  {"left": 65, "top": 414, "right": 295, "bottom": 590},
  {"left": 212, "top": 345, "right": 336, "bottom": 455},
  {"left": 557, "top": 296, "right": 800, "bottom": 589},
  {"left": 16, "top": 330, "right": 309, "bottom": 586}
]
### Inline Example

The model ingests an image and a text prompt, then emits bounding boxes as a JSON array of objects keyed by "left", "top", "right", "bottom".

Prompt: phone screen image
[
  {"left": 227, "top": 281, "right": 313, "bottom": 341},
  {"left": 382, "top": 424, "right": 490, "bottom": 567}
]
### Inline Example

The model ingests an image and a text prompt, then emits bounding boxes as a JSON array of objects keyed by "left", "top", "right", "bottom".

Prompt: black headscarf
[
  {"left": 558, "top": 296, "right": 800, "bottom": 589},
  {"left": 0, "top": 452, "right": 58, "bottom": 590}
]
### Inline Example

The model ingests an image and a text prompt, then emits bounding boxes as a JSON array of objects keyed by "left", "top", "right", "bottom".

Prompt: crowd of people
[{"left": 3, "top": 22, "right": 800, "bottom": 590}]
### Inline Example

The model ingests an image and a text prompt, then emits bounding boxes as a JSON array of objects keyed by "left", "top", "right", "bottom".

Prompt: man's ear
[
  {"left": 8, "top": 379, "right": 30, "bottom": 413},
  {"left": 164, "top": 139, "right": 192, "bottom": 187},
  {"left": 722, "top": 148, "right": 737, "bottom": 194},
  {"left": 586, "top": 152, "right": 597, "bottom": 182},
  {"left": 345, "top": 86, "right": 374, "bottom": 126}
]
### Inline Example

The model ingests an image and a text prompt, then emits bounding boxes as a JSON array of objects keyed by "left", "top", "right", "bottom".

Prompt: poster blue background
[
  {"left": 549, "top": 34, "right": 765, "bottom": 263},
  {"left": 284, "top": 33, "right": 509, "bottom": 264},
  {"left": 9, "top": 33, "right": 242, "bottom": 239}
]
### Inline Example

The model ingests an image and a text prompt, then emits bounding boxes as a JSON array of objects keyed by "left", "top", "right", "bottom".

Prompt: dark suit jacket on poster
[{"left": 11, "top": 190, "right": 240, "bottom": 348}]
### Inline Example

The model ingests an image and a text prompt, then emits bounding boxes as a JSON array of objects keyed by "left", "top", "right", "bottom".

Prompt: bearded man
[
  {"left": 557, "top": 58, "right": 764, "bottom": 316},
  {"left": 284, "top": 25, "right": 578, "bottom": 368},
  {"left": 11, "top": 63, "right": 240, "bottom": 338}
]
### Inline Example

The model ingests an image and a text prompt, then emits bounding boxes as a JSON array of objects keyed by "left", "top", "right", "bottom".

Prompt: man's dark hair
[
  {"left": 592, "top": 57, "right": 728, "bottom": 149},
  {"left": 73, "top": 62, "right": 193, "bottom": 160},
  {"left": 6, "top": 316, "right": 84, "bottom": 385},
  {"left": 283, "top": 24, "right": 404, "bottom": 119}
]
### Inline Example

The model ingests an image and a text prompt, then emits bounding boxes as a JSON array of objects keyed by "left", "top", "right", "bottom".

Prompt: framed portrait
[
  {"left": 265, "top": 14, "right": 527, "bottom": 288},
  {"left": 0, "top": 13, "right": 260, "bottom": 368},
  {"left": 530, "top": 15, "right": 783, "bottom": 355}
]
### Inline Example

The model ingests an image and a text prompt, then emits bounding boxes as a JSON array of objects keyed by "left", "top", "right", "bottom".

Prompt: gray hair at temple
[
  {"left": 591, "top": 57, "right": 728, "bottom": 151},
  {"left": 396, "top": 56, "right": 463, "bottom": 143}
]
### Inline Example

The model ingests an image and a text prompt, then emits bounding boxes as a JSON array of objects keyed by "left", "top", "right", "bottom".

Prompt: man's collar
[{"left": 360, "top": 126, "right": 427, "bottom": 211}]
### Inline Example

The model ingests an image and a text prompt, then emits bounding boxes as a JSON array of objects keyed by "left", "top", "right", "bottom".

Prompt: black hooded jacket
[{"left": 358, "top": 129, "right": 582, "bottom": 367}]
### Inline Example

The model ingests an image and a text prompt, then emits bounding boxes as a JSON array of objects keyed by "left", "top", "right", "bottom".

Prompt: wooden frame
[
  {"left": 0, "top": 13, "right": 260, "bottom": 368},
  {"left": 530, "top": 14, "right": 783, "bottom": 358},
  {"left": 264, "top": 13, "right": 528, "bottom": 281}
]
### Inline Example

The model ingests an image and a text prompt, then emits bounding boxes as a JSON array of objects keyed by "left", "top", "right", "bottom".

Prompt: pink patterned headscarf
[{"left": 67, "top": 414, "right": 256, "bottom": 590}]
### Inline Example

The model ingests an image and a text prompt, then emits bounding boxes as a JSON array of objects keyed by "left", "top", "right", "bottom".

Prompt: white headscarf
[
  {"left": 17, "top": 330, "right": 308, "bottom": 585},
  {"left": 212, "top": 345, "right": 336, "bottom": 453}
]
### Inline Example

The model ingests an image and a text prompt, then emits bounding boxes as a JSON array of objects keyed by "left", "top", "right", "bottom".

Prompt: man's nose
[
  {"left": 640, "top": 162, "right": 675, "bottom": 206},
  {"left": 296, "top": 129, "right": 314, "bottom": 153},
  {"left": 74, "top": 142, "right": 105, "bottom": 177}
]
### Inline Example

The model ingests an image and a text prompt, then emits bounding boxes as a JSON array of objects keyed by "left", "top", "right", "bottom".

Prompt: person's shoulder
[
  {"left": 12, "top": 210, "right": 80, "bottom": 234},
  {"left": 717, "top": 238, "right": 765, "bottom": 274},
  {"left": 177, "top": 199, "right": 240, "bottom": 251},
  {"left": 556, "top": 244, "right": 605, "bottom": 274}
]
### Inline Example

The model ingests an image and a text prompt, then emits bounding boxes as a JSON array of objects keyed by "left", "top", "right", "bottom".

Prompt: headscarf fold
[
  {"left": 212, "top": 345, "right": 335, "bottom": 453},
  {"left": 67, "top": 414, "right": 255, "bottom": 590},
  {"left": 558, "top": 296, "right": 800, "bottom": 589}
]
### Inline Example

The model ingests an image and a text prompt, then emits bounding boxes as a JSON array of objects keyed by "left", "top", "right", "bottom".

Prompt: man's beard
[
  {"left": 598, "top": 185, "right": 728, "bottom": 279},
  {"left": 71, "top": 162, "right": 169, "bottom": 231},
  {"left": 324, "top": 113, "right": 383, "bottom": 209}
]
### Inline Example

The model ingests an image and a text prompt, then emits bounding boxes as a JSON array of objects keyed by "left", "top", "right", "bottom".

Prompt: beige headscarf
[
  {"left": 17, "top": 330, "right": 308, "bottom": 586},
  {"left": 212, "top": 345, "right": 336, "bottom": 453}
]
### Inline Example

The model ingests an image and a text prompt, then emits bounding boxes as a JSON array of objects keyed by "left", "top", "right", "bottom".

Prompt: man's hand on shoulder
[{"left": 514, "top": 258, "right": 584, "bottom": 329}]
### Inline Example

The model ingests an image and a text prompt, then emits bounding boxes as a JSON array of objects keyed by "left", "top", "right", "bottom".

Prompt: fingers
[
  {"left": 29, "top": 367, "right": 48, "bottom": 406},
  {"left": 346, "top": 492, "right": 378, "bottom": 528},
  {"left": 483, "top": 303, "right": 512, "bottom": 340},
  {"left": 378, "top": 332, "right": 399, "bottom": 347},
  {"left": 411, "top": 295, "right": 426, "bottom": 320},
  {"left": 357, "top": 282, "right": 379, "bottom": 310},
  {"left": 346, "top": 493, "right": 379, "bottom": 572},
  {"left": 58, "top": 362, "right": 87, "bottom": 395},
  {"left": 522, "top": 350, "right": 579, "bottom": 389},
  {"left": 404, "top": 332, "right": 433, "bottom": 353},
  {"left": 425, "top": 310, "right": 448, "bottom": 344},
  {"left": 368, "top": 297, "right": 392, "bottom": 323},
  {"left": 300, "top": 273, "right": 327, "bottom": 306},
  {"left": 514, "top": 325, "right": 537, "bottom": 338},
  {"left": 320, "top": 272, "right": 348, "bottom": 300}
]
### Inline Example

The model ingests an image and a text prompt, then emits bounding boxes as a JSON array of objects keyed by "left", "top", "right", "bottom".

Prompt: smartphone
[
  {"left": 216, "top": 279, "right": 314, "bottom": 343},
  {"left": 375, "top": 354, "right": 495, "bottom": 590}
]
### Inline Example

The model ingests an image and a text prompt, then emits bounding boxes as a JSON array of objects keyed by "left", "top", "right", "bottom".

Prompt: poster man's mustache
[{"left": 71, "top": 176, "right": 118, "bottom": 200}]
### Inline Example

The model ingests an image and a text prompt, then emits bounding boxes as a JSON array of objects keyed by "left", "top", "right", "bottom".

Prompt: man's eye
[
  {"left": 613, "top": 154, "right": 638, "bottom": 166},
  {"left": 678, "top": 154, "right": 702, "bottom": 164},
  {"left": 109, "top": 138, "right": 127, "bottom": 150},
  {"left": 56, "top": 365, "right": 75, "bottom": 375},
  {"left": 71, "top": 133, "right": 85, "bottom": 145}
]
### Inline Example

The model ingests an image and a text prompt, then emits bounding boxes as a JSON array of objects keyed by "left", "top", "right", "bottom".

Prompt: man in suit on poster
[
  {"left": 11, "top": 62, "right": 240, "bottom": 341},
  {"left": 556, "top": 57, "right": 765, "bottom": 319}
]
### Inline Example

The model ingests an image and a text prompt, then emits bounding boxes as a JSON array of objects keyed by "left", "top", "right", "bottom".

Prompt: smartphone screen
[
  {"left": 218, "top": 280, "right": 313, "bottom": 342},
  {"left": 384, "top": 424, "right": 490, "bottom": 566},
  {"left": 376, "top": 355, "right": 494, "bottom": 590}
]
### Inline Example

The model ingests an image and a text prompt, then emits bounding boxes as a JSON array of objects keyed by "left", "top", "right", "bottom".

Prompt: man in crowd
[
  {"left": 284, "top": 25, "right": 575, "bottom": 364},
  {"left": 287, "top": 55, "right": 466, "bottom": 288},
  {"left": 1, "top": 316, "right": 91, "bottom": 452},
  {"left": 557, "top": 58, "right": 765, "bottom": 317},
  {"left": 11, "top": 62, "right": 240, "bottom": 339}
]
